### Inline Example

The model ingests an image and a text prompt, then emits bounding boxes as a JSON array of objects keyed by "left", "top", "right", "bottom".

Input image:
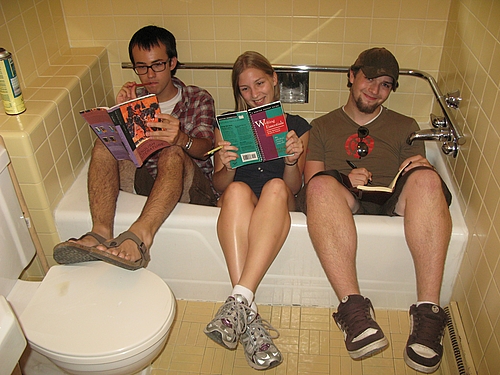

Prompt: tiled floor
[{"left": 151, "top": 300, "right": 444, "bottom": 375}]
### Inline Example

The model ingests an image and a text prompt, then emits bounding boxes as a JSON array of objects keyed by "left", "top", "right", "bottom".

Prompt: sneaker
[
  {"left": 333, "top": 294, "right": 389, "bottom": 359},
  {"left": 240, "top": 313, "right": 282, "bottom": 370},
  {"left": 404, "top": 303, "right": 448, "bottom": 373},
  {"left": 204, "top": 295, "right": 253, "bottom": 349}
]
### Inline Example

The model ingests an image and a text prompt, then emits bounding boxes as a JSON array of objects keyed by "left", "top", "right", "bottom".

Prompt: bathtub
[{"left": 54, "top": 141, "right": 467, "bottom": 309}]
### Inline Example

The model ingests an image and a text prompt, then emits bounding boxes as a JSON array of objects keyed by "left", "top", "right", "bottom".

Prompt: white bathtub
[{"left": 54, "top": 141, "right": 468, "bottom": 309}]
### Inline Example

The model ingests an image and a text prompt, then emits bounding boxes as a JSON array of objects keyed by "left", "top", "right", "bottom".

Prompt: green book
[{"left": 217, "top": 101, "right": 289, "bottom": 169}]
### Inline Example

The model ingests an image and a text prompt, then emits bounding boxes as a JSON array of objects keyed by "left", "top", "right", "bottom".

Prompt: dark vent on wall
[{"left": 444, "top": 306, "right": 467, "bottom": 375}]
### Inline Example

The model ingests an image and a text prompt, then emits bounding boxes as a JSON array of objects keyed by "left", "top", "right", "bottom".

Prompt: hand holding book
[
  {"left": 356, "top": 161, "right": 412, "bottom": 193},
  {"left": 81, "top": 94, "right": 169, "bottom": 167},
  {"left": 216, "top": 101, "right": 289, "bottom": 169}
]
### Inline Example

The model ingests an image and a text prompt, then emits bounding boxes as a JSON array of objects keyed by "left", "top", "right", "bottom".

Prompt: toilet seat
[{"left": 19, "top": 262, "right": 175, "bottom": 367}]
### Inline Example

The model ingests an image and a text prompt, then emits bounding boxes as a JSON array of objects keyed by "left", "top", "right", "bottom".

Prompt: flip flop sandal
[
  {"left": 53, "top": 232, "right": 107, "bottom": 265},
  {"left": 90, "top": 231, "right": 150, "bottom": 271}
]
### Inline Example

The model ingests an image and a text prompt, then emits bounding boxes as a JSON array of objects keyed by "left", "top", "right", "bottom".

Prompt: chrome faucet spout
[{"left": 406, "top": 128, "right": 452, "bottom": 145}]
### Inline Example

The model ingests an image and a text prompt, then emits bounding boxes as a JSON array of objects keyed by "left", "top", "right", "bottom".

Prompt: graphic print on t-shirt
[{"left": 344, "top": 132, "right": 375, "bottom": 159}]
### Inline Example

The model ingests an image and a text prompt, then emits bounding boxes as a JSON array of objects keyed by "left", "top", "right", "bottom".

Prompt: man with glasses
[
  {"left": 53, "top": 25, "right": 217, "bottom": 270},
  {"left": 297, "top": 48, "right": 452, "bottom": 374}
]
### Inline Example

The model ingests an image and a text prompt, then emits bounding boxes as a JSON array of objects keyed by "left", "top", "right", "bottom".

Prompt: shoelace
[
  {"left": 217, "top": 297, "right": 258, "bottom": 336},
  {"left": 338, "top": 301, "right": 374, "bottom": 335},
  {"left": 412, "top": 310, "right": 447, "bottom": 348},
  {"left": 249, "top": 316, "right": 280, "bottom": 341}
]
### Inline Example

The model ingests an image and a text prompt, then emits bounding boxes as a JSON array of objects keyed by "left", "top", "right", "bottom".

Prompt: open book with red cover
[
  {"left": 216, "top": 101, "right": 289, "bottom": 169},
  {"left": 81, "top": 94, "right": 168, "bottom": 167}
]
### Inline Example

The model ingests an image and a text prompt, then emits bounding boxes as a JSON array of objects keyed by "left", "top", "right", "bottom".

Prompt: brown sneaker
[
  {"left": 404, "top": 303, "right": 448, "bottom": 373},
  {"left": 333, "top": 295, "right": 389, "bottom": 359}
]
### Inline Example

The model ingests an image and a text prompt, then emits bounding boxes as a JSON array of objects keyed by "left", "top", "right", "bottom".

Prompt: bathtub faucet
[
  {"left": 406, "top": 115, "right": 459, "bottom": 157},
  {"left": 406, "top": 127, "right": 453, "bottom": 145}
]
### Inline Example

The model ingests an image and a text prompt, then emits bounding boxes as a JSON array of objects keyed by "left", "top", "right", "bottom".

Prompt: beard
[{"left": 354, "top": 95, "right": 380, "bottom": 114}]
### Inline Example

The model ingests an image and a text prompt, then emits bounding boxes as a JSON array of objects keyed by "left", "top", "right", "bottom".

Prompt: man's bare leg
[
  {"left": 305, "top": 175, "right": 360, "bottom": 300},
  {"left": 394, "top": 169, "right": 451, "bottom": 304},
  {"left": 66, "top": 140, "right": 120, "bottom": 248},
  {"left": 96, "top": 146, "right": 192, "bottom": 261}
]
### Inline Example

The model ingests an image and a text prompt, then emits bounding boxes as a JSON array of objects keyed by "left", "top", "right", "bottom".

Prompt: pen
[
  {"left": 346, "top": 159, "right": 372, "bottom": 185},
  {"left": 204, "top": 145, "right": 223, "bottom": 156},
  {"left": 346, "top": 160, "right": 357, "bottom": 169}
]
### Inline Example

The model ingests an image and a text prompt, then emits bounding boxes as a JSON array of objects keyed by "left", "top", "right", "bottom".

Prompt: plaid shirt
[{"left": 144, "top": 77, "right": 215, "bottom": 181}]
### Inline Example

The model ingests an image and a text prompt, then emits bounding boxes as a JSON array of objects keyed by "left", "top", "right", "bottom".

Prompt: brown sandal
[
  {"left": 90, "top": 231, "right": 150, "bottom": 271},
  {"left": 53, "top": 232, "right": 107, "bottom": 265}
]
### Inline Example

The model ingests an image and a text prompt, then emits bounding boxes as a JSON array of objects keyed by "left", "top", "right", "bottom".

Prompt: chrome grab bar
[{"left": 122, "top": 62, "right": 465, "bottom": 156}]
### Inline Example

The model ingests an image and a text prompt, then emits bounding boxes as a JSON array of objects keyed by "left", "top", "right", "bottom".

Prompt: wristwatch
[{"left": 184, "top": 135, "right": 193, "bottom": 150}]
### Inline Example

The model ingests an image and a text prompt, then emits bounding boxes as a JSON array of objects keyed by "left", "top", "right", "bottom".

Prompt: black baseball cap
[{"left": 351, "top": 47, "right": 399, "bottom": 91}]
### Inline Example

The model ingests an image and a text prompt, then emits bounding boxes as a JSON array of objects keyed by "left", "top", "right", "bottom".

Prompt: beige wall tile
[
  {"left": 10, "top": 156, "right": 42, "bottom": 185},
  {"left": 372, "top": 0, "right": 400, "bottom": 19},
  {"left": 292, "top": 18, "right": 320, "bottom": 42},
  {"left": 371, "top": 19, "right": 399, "bottom": 45},
  {"left": 266, "top": 16, "right": 292, "bottom": 41}
]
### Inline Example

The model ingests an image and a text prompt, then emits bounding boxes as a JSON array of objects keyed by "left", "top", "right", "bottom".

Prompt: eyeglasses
[
  {"left": 133, "top": 61, "right": 169, "bottom": 75},
  {"left": 356, "top": 126, "right": 369, "bottom": 158}
]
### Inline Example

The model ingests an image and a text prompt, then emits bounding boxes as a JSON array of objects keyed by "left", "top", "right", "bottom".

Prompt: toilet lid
[{"left": 20, "top": 262, "right": 175, "bottom": 360}]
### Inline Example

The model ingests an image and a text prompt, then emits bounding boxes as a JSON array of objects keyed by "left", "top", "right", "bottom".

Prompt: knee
[
  {"left": 157, "top": 145, "right": 185, "bottom": 165},
  {"left": 406, "top": 168, "right": 442, "bottom": 193},
  {"left": 260, "top": 178, "right": 289, "bottom": 200},
  {"left": 159, "top": 145, "right": 183, "bottom": 158},
  {"left": 306, "top": 175, "right": 342, "bottom": 198},
  {"left": 223, "top": 181, "right": 253, "bottom": 202},
  {"left": 91, "top": 139, "right": 115, "bottom": 161}
]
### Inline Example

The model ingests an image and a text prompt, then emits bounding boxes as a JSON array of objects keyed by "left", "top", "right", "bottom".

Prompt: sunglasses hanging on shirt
[{"left": 357, "top": 126, "right": 369, "bottom": 158}]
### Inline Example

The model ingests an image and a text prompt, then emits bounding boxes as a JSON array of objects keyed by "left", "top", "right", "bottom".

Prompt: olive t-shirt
[{"left": 307, "top": 107, "right": 424, "bottom": 187}]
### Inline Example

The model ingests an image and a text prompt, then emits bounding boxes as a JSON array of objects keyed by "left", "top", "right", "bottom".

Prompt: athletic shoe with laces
[
  {"left": 204, "top": 294, "right": 254, "bottom": 349},
  {"left": 404, "top": 303, "right": 448, "bottom": 373},
  {"left": 333, "top": 294, "right": 389, "bottom": 359},
  {"left": 240, "top": 313, "right": 282, "bottom": 370}
]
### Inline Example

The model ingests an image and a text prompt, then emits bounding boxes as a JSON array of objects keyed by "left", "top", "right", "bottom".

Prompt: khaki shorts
[{"left": 134, "top": 157, "right": 217, "bottom": 207}]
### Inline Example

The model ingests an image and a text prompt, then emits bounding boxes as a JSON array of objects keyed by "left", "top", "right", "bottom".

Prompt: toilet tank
[{"left": 0, "top": 142, "right": 36, "bottom": 297}]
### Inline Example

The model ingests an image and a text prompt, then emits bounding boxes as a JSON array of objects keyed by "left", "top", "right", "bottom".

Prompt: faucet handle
[
  {"left": 430, "top": 113, "right": 447, "bottom": 128},
  {"left": 442, "top": 140, "right": 459, "bottom": 157},
  {"left": 445, "top": 90, "right": 462, "bottom": 109}
]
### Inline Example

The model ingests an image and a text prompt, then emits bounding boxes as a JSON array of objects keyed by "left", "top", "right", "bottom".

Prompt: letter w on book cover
[
  {"left": 216, "top": 101, "right": 288, "bottom": 169},
  {"left": 81, "top": 94, "right": 168, "bottom": 167}
]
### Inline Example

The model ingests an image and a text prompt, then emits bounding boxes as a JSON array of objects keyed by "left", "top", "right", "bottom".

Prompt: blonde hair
[{"left": 231, "top": 51, "right": 280, "bottom": 111}]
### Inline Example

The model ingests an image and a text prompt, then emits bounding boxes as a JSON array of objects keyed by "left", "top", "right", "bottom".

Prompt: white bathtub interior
[{"left": 54, "top": 139, "right": 468, "bottom": 310}]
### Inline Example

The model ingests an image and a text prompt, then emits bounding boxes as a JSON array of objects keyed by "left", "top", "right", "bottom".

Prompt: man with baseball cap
[{"left": 296, "top": 48, "right": 452, "bottom": 373}]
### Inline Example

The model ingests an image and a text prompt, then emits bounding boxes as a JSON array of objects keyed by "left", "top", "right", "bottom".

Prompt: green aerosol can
[{"left": 0, "top": 48, "right": 26, "bottom": 115}]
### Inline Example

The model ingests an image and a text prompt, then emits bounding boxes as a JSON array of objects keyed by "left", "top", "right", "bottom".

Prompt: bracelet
[
  {"left": 184, "top": 135, "right": 193, "bottom": 150},
  {"left": 284, "top": 159, "right": 298, "bottom": 166}
]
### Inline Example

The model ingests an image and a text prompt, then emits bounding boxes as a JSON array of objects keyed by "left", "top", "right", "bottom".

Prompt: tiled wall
[
  {"left": 437, "top": 1, "right": 500, "bottom": 374},
  {"left": 0, "top": 0, "right": 114, "bottom": 271},
  {"left": 61, "top": 0, "right": 451, "bottom": 123}
]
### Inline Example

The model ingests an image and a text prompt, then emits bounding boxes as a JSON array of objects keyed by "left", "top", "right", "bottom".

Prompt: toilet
[{"left": 0, "top": 139, "right": 176, "bottom": 375}]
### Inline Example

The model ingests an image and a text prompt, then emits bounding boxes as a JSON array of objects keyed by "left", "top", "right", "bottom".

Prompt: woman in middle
[{"left": 204, "top": 51, "right": 311, "bottom": 370}]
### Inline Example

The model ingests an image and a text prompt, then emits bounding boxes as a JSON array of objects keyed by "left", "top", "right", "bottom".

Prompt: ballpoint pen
[
  {"left": 346, "top": 160, "right": 357, "bottom": 169},
  {"left": 204, "top": 145, "right": 223, "bottom": 156}
]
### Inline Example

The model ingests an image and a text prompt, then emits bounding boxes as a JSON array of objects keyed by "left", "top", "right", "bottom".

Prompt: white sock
[
  {"left": 232, "top": 285, "right": 254, "bottom": 305},
  {"left": 251, "top": 301, "right": 258, "bottom": 313},
  {"left": 416, "top": 301, "right": 438, "bottom": 307}
]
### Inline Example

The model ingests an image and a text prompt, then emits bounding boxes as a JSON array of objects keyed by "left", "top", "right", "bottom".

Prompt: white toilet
[{"left": 0, "top": 141, "right": 176, "bottom": 375}]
